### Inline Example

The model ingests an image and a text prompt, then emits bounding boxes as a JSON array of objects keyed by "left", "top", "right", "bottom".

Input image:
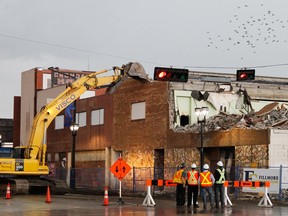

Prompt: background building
[{"left": 0, "top": 118, "right": 13, "bottom": 148}]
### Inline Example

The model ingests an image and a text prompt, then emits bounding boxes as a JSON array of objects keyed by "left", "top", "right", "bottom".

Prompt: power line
[
  {"left": 0, "top": 33, "right": 160, "bottom": 66},
  {"left": 0, "top": 33, "right": 130, "bottom": 59},
  {"left": 183, "top": 63, "right": 288, "bottom": 70},
  {"left": 1, "top": 33, "right": 288, "bottom": 71}
]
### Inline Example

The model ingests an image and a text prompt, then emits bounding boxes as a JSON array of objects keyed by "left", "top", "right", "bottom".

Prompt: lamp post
[
  {"left": 70, "top": 123, "right": 79, "bottom": 189},
  {"left": 195, "top": 107, "right": 209, "bottom": 171}
]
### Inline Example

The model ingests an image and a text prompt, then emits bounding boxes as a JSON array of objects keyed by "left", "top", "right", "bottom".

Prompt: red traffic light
[
  {"left": 157, "top": 71, "right": 168, "bottom": 79},
  {"left": 239, "top": 73, "right": 247, "bottom": 79},
  {"left": 154, "top": 67, "right": 189, "bottom": 82},
  {"left": 236, "top": 70, "right": 255, "bottom": 81}
]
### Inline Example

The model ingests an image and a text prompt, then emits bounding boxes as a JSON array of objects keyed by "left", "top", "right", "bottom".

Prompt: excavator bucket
[
  {"left": 122, "top": 62, "right": 150, "bottom": 81},
  {"left": 108, "top": 62, "right": 150, "bottom": 93}
]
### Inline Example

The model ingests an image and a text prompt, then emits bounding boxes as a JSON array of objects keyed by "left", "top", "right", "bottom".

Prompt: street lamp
[
  {"left": 195, "top": 107, "right": 209, "bottom": 171},
  {"left": 0, "top": 134, "right": 2, "bottom": 147},
  {"left": 70, "top": 123, "right": 79, "bottom": 189}
]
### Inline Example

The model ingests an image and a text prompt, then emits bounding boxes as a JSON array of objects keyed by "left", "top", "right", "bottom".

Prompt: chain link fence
[{"left": 49, "top": 165, "right": 288, "bottom": 200}]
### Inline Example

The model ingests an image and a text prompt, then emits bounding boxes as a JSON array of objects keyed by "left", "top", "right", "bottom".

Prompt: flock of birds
[{"left": 206, "top": 3, "right": 288, "bottom": 56}]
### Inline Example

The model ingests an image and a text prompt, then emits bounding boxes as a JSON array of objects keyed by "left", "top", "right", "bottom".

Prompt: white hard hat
[
  {"left": 217, "top": 161, "right": 223, "bottom": 167},
  {"left": 203, "top": 164, "right": 209, "bottom": 170},
  {"left": 191, "top": 163, "right": 197, "bottom": 168}
]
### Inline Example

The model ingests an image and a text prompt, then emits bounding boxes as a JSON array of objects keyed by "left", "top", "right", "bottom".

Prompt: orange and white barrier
[
  {"left": 224, "top": 181, "right": 273, "bottom": 207},
  {"left": 142, "top": 184, "right": 155, "bottom": 206},
  {"left": 258, "top": 182, "right": 273, "bottom": 207},
  {"left": 142, "top": 179, "right": 176, "bottom": 207},
  {"left": 223, "top": 181, "right": 233, "bottom": 206}
]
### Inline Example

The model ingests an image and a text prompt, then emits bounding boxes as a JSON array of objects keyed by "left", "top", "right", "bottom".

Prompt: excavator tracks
[{"left": 0, "top": 177, "right": 68, "bottom": 195}]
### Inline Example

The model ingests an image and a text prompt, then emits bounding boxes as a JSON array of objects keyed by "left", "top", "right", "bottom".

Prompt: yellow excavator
[{"left": 0, "top": 62, "right": 149, "bottom": 194}]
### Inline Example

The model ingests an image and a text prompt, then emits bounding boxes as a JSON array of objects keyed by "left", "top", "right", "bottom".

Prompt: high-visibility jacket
[
  {"left": 173, "top": 169, "right": 184, "bottom": 184},
  {"left": 215, "top": 168, "right": 225, "bottom": 184},
  {"left": 187, "top": 170, "right": 199, "bottom": 185},
  {"left": 200, "top": 171, "right": 213, "bottom": 187}
]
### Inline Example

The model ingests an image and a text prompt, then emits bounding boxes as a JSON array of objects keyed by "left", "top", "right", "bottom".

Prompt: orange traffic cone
[
  {"left": 103, "top": 186, "right": 109, "bottom": 206},
  {"left": 5, "top": 183, "right": 11, "bottom": 199},
  {"left": 45, "top": 186, "right": 52, "bottom": 204}
]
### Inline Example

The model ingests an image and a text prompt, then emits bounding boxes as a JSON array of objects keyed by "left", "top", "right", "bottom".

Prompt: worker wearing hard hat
[
  {"left": 173, "top": 163, "right": 187, "bottom": 207},
  {"left": 198, "top": 164, "right": 215, "bottom": 209},
  {"left": 187, "top": 163, "right": 199, "bottom": 208},
  {"left": 214, "top": 161, "right": 225, "bottom": 209}
]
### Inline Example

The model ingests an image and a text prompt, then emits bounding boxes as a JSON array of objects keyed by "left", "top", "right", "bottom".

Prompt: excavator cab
[{"left": 12, "top": 146, "right": 29, "bottom": 159}]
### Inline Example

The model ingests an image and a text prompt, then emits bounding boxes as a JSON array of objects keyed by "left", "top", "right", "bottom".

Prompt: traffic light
[
  {"left": 154, "top": 67, "right": 189, "bottom": 82},
  {"left": 236, "top": 69, "right": 255, "bottom": 81}
]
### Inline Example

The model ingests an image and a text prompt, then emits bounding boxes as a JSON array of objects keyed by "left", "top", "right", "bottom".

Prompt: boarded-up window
[
  {"left": 76, "top": 112, "right": 86, "bottom": 127},
  {"left": 131, "top": 102, "right": 145, "bottom": 120},
  {"left": 91, "top": 109, "right": 104, "bottom": 125},
  {"left": 55, "top": 115, "right": 64, "bottom": 130}
]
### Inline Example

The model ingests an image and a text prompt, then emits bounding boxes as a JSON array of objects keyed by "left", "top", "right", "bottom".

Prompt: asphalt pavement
[{"left": 0, "top": 193, "right": 287, "bottom": 216}]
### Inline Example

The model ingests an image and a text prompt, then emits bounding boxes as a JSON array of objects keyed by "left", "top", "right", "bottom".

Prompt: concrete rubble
[{"left": 175, "top": 102, "right": 288, "bottom": 132}]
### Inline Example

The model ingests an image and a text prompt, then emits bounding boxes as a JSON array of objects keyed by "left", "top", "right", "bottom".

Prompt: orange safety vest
[
  {"left": 187, "top": 170, "right": 199, "bottom": 185},
  {"left": 173, "top": 169, "right": 184, "bottom": 184},
  {"left": 200, "top": 171, "right": 213, "bottom": 187}
]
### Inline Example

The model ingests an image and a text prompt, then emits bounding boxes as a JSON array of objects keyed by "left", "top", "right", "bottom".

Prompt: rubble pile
[
  {"left": 175, "top": 102, "right": 288, "bottom": 132},
  {"left": 281, "top": 189, "right": 288, "bottom": 200}
]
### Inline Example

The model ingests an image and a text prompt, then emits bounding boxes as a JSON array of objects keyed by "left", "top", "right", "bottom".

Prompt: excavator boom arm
[{"left": 26, "top": 69, "right": 122, "bottom": 160}]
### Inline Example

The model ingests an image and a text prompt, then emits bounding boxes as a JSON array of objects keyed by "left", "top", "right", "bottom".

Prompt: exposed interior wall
[{"left": 172, "top": 89, "right": 286, "bottom": 128}]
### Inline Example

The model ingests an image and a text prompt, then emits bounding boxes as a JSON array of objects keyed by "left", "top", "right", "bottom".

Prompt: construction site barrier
[
  {"left": 142, "top": 180, "right": 176, "bottom": 207},
  {"left": 143, "top": 180, "right": 273, "bottom": 207},
  {"left": 224, "top": 181, "right": 273, "bottom": 208}
]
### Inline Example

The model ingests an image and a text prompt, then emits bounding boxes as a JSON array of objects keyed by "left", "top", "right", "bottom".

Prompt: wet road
[{"left": 0, "top": 194, "right": 286, "bottom": 216}]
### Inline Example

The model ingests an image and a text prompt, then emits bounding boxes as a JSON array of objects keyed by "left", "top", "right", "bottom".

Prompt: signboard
[
  {"left": 110, "top": 157, "right": 131, "bottom": 181},
  {"left": 51, "top": 68, "right": 89, "bottom": 86},
  {"left": 165, "top": 180, "right": 177, "bottom": 187},
  {"left": 243, "top": 168, "right": 280, "bottom": 194}
]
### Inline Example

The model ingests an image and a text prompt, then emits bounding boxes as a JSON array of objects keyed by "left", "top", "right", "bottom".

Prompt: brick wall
[{"left": 113, "top": 79, "right": 169, "bottom": 155}]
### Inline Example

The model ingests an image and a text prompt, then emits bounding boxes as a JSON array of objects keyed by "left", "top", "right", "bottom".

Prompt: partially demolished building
[
  {"left": 113, "top": 70, "right": 288, "bottom": 189},
  {"left": 170, "top": 72, "right": 288, "bottom": 170}
]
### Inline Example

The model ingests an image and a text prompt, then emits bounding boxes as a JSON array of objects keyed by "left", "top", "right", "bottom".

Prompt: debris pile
[
  {"left": 281, "top": 189, "right": 288, "bottom": 200},
  {"left": 175, "top": 102, "right": 288, "bottom": 132}
]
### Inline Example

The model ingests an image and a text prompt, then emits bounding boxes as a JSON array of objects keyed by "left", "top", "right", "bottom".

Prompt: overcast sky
[{"left": 1, "top": 0, "right": 288, "bottom": 118}]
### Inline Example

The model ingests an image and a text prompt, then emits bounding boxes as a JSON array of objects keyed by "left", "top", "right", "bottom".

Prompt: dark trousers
[
  {"left": 200, "top": 186, "right": 214, "bottom": 207},
  {"left": 176, "top": 183, "right": 185, "bottom": 206},
  {"left": 214, "top": 184, "right": 224, "bottom": 208},
  {"left": 187, "top": 185, "right": 198, "bottom": 207}
]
